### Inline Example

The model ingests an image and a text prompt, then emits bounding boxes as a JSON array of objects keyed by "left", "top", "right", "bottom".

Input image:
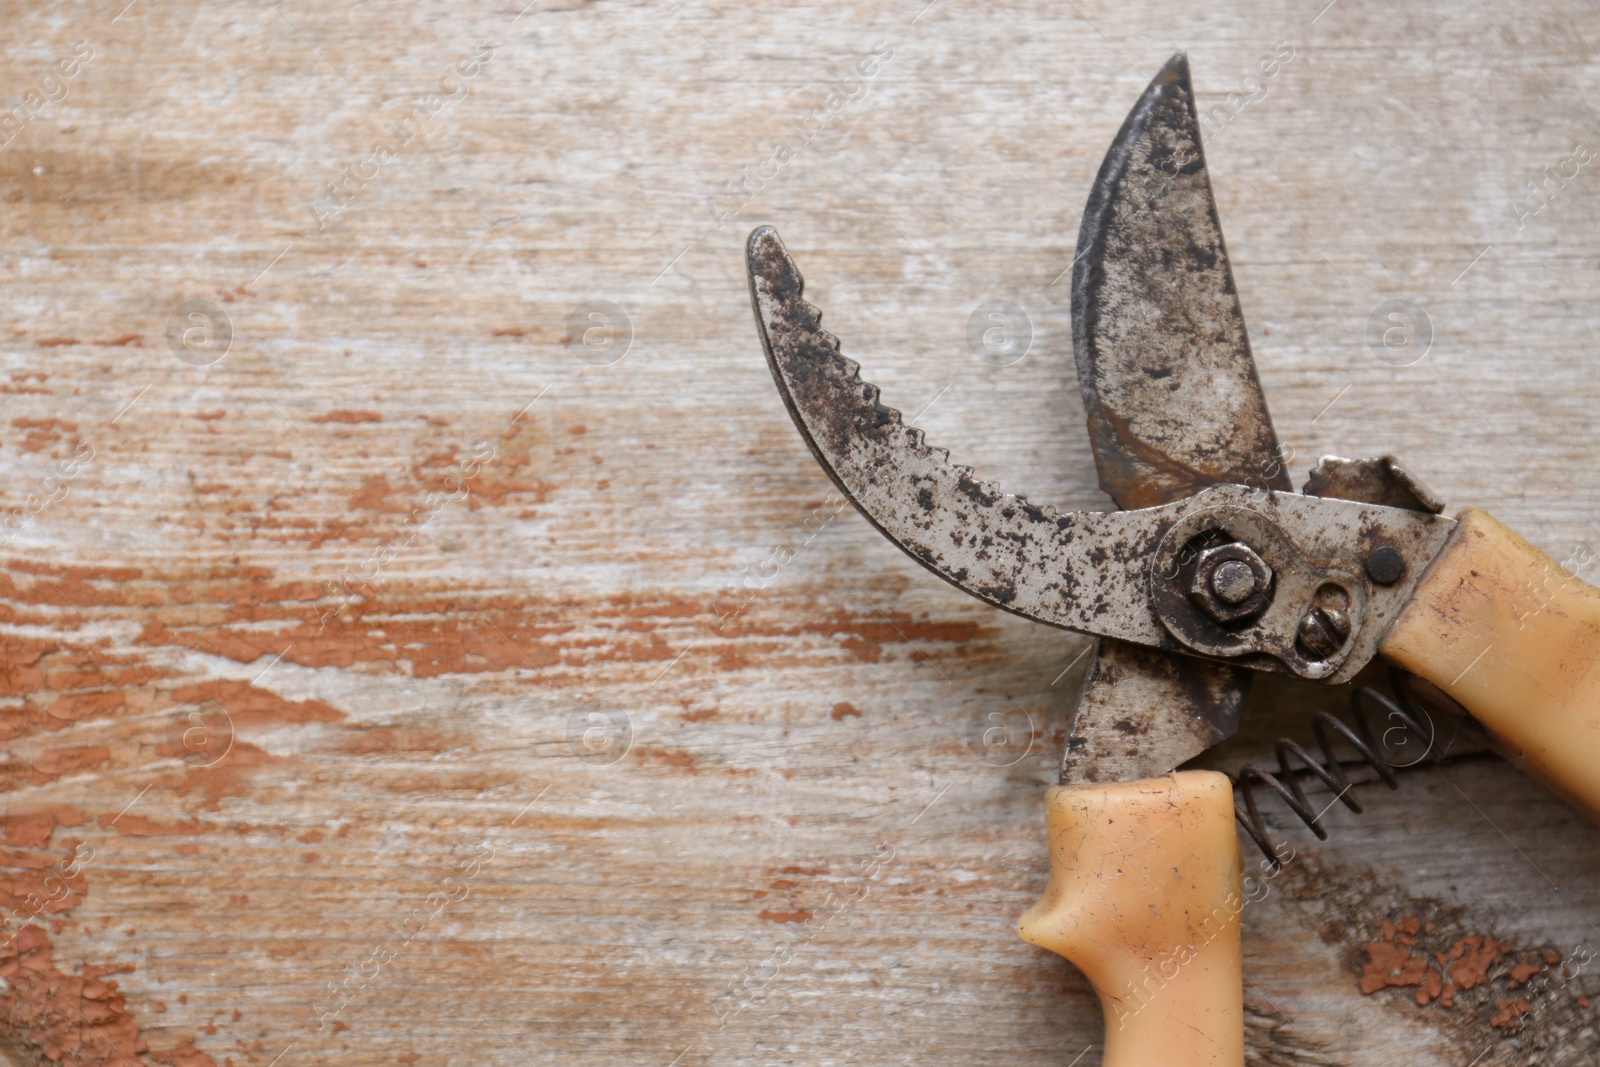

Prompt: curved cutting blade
[
  {"left": 1063, "top": 53, "right": 1287, "bottom": 783},
  {"left": 1072, "top": 51, "right": 1290, "bottom": 511}
]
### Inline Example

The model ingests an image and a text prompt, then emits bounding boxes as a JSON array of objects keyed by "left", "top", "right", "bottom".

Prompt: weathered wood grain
[{"left": 0, "top": 0, "right": 1597, "bottom": 1064}]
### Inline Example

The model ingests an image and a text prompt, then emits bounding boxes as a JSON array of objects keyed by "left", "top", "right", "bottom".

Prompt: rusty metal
[
  {"left": 747, "top": 225, "right": 1455, "bottom": 682},
  {"left": 1145, "top": 493, "right": 1453, "bottom": 682},
  {"left": 1062, "top": 638, "right": 1245, "bottom": 784},
  {"left": 1211, "top": 561, "right": 1261, "bottom": 604},
  {"left": 1060, "top": 53, "right": 1277, "bottom": 786},
  {"left": 1363, "top": 544, "right": 1407, "bottom": 586},
  {"left": 1303, "top": 454, "right": 1446, "bottom": 514},
  {"left": 746, "top": 52, "right": 1470, "bottom": 801},
  {"left": 1297, "top": 599, "right": 1353, "bottom": 661},
  {"left": 1072, "top": 52, "right": 1291, "bottom": 512},
  {"left": 1304, "top": 455, "right": 1445, "bottom": 592},
  {"left": 1188, "top": 541, "right": 1274, "bottom": 624},
  {"left": 748, "top": 223, "right": 1163, "bottom": 645}
]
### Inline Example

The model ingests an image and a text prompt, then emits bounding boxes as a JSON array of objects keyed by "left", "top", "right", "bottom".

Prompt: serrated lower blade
[{"left": 746, "top": 224, "right": 1177, "bottom": 647}]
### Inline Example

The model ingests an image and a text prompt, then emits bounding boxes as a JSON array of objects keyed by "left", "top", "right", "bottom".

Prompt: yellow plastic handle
[
  {"left": 1018, "top": 772, "right": 1244, "bottom": 1067},
  {"left": 1381, "top": 507, "right": 1600, "bottom": 820}
]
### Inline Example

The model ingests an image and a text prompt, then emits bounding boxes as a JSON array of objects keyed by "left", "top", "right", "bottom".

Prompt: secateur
[{"left": 745, "top": 52, "right": 1600, "bottom": 1067}]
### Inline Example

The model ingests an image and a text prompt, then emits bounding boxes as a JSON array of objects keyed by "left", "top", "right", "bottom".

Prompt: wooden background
[{"left": 0, "top": 0, "right": 1597, "bottom": 1064}]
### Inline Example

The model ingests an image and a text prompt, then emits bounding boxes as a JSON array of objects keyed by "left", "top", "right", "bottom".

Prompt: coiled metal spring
[{"left": 1235, "top": 668, "right": 1461, "bottom": 865}]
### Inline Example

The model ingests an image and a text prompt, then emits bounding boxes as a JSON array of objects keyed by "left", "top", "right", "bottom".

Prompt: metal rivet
[{"left": 1365, "top": 544, "right": 1406, "bottom": 586}]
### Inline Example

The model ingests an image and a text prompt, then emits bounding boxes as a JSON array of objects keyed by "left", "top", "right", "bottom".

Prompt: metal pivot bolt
[
  {"left": 1188, "top": 542, "right": 1274, "bottom": 624},
  {"left": 1212, "top": 561, "right": 1257, "bottom": 603}
]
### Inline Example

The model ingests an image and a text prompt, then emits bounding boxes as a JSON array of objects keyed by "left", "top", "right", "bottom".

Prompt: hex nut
[{"left": 1187, "top": 542, "right": 1275, "bottom": 624}]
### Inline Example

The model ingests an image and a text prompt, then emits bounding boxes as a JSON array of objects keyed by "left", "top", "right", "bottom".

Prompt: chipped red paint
[
  {"left": 0, "top": 366, "right": 1003, "bottom": 1066},
  {"left": 0, "top": 927, "right": 161, "bottom": 1066},
  {"left": 0, "top": 547, "right": 987, "bottom": 1063},
  {"left": 757, "top": 909, "right": 813, "bottom": 923},
  {"left": 0, "top": 803, "right": 215, "bottom": 1066},
  {"left": 10, "top": 417, "right": 80, "bottom": 453},
  {"left": 0, "top": 571, "right": 376, "bottom": 1064}
]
